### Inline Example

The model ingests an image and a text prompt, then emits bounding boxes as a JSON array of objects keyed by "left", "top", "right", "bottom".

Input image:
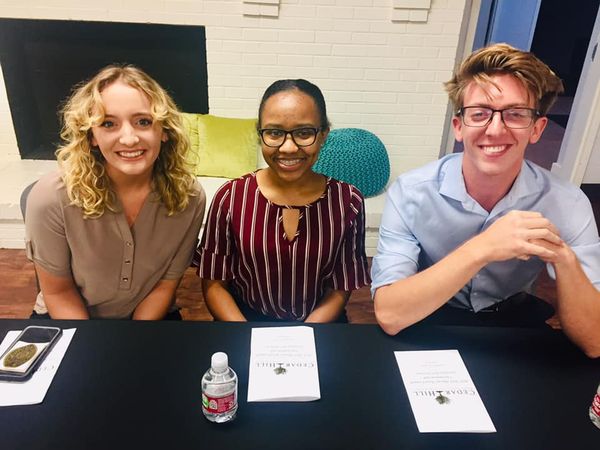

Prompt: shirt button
[
  {"left": 125, "top": 260, "right": 131, "bottom": 264},
  {"left": 122, "top": 277, "right": 129, "bottom": 282},
  {"left": 126, "top": 242, "right": 132, "bottom": 247}
]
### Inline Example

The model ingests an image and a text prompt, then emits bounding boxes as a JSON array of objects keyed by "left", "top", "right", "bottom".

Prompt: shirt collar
[
  {"left": 438, "top": 154, "right": 544, "bottom": 212},
  {"left": 438, "top": 153, "right": 468, "bottom": 202},
  {"left": 495, "top": 160, "right": 543, "bottom": 210}
]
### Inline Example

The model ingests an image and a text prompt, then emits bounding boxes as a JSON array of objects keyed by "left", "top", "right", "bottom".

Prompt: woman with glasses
[
  {"left": 196, "top": 79, "right": 370, "bottom": 322},
  {"left": 25, "top": 65, "right": 206, "bottom": 319}
]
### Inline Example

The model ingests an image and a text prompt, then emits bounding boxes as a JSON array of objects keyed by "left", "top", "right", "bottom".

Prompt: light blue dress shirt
[{"left": 371, "top": 153, "right": 600, "bottom": 311}]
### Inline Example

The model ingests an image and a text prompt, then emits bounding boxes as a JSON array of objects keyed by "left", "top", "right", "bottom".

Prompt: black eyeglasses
[
  {"left": 258, "top": 127, "right": 321, "bottom": 148},
  {"left": 458, "top": 106, "right": 540, "bottom": 129}
]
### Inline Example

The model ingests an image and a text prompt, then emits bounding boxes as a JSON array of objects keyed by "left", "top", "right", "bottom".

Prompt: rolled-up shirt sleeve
[
  {"left": 163, "top": 184, "right": 206, "bottom": 280},
  {"left": 25, "top": 177, "right": 72, "bottom": 278},
  {"left": 196, "top": 182, "right": 234, "bottom": 281},
  {"left": 370, "top": 179, "right": 421, "bottom": 296},
  {"left": 547, "top": 190, "right": 600, "bottom": 289},
  {"left": 330, "top": 189, "right": 371, "bottom": 291}
]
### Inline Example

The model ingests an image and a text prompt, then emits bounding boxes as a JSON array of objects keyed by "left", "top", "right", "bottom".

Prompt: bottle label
[
  {"left": 592, "top": 393, "right": 600, "bottom": 417},
  {"left": 202, "top": 392, "right": 236, "bottom": 414}
]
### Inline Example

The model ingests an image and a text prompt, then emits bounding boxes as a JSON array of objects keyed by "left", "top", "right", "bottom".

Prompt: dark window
[{"left": 0, "top": 19, "right": 208, "bottom": 159}]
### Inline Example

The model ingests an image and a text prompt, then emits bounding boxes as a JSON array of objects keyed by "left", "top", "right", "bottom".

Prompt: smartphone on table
[{"left": 0, "top": 326, "right": 62, "bottom": 382}]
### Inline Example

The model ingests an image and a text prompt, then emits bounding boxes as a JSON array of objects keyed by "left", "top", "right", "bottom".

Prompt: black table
[{"left": 0, "top": 319, "right": 598, "bottom": 449}]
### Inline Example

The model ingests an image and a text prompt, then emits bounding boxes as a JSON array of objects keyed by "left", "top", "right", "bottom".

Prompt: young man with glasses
[{"left": 371, "top": 43, "right": 600, "bottom": 357}]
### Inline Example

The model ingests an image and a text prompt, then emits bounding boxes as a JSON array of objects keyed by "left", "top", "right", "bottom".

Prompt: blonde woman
[{"left": 25, "top": 65, "right": 205, "bottom": 319}]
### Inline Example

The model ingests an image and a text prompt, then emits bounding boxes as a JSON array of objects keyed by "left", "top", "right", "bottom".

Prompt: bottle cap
[{"left": 211, "top": 352, "right": 228, "bottom": 372}]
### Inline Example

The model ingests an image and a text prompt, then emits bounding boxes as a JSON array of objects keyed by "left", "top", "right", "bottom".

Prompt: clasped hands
[
  {"left": 472, "top": 210, "right": 570, "bottom": 330},
  {"left": 474, "top": 210, "right": 569, "bottom": 265}
]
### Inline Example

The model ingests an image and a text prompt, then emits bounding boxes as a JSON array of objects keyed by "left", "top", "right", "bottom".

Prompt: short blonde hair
[
  {"left": 444, "top": 43, "right": 564, "bottom": 116},
  {"left": 56, "top": 65, "right": 196, "bottom": 217}
]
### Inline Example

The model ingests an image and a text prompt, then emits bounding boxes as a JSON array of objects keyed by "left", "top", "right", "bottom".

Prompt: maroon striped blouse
[{"left": 195, "top": 172, "right": 370, "bottom": 320}]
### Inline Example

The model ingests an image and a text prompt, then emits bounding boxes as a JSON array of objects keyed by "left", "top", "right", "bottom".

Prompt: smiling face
[
  {"left": 259, "top": 89, "right": 328, "bottom": 186},
  {"left": 90, "top": 80, "right": 167, "bottom": 184},
  {"left": 452, "top": 73, "right": 547, "bottom": 188}
]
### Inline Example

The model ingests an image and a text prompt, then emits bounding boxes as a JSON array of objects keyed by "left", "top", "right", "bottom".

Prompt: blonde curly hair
[
  {"left": 56, "top": 64, "right": 196, "bottom": 218},
  {"left": 445, "top": 43, "right": 564, "bottom": 116}
]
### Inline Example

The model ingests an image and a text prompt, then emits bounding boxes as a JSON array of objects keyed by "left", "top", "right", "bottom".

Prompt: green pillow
[{"left": 181, "top": 113, "right": 258, "bottom": 179}]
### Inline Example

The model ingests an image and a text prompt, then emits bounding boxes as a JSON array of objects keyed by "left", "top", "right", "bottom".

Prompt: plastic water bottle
[
  {"left": 590, "top": 383, "right": 600, "bottom": 429},
  {"left": 201, "top": 352, "right": 238, "bottom": 423}
]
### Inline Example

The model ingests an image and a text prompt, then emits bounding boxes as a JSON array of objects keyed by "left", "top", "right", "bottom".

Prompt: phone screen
[{"left": 0, "top": 326, "right": 61, "bottom": 377}]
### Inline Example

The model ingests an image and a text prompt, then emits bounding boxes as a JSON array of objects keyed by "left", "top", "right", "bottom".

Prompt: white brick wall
[{"left": 0, "top": 0, "right": 467, "bottom": 181}]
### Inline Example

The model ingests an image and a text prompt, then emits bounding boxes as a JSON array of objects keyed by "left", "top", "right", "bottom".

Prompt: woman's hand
[{"left": 132, "top": 278, "right": 180, "bottom": 320}]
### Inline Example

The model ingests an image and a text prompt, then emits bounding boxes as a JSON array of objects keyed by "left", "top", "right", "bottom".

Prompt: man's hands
[
  {"left": 376, "top": 207, "right": 600, "bottom": 357},
  {"left": 472, "top": 210, "right": 563, "bottom": 264},
  {"left": 476, "top": 211, "right": 600, "bottom": 357}
]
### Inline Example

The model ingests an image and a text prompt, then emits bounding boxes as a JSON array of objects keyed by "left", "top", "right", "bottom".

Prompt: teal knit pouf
[{"left": 313, "top": 128, "right": 390, "bottom": 197}]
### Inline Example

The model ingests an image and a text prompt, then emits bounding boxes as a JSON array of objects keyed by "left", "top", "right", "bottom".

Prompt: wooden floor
[
  {"left": 0, "top": 247, "right": 559, "bottom": 323},
  {"left": 0, "top": 249, "right": 376, "bottom": 323},
  {"left": 4, "top": 180, "right": 598, "bottom": 324}
]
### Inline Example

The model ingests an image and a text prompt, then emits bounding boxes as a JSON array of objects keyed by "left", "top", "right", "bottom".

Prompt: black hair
[{"left": 258, "top": 79, "right": 330, "bottom": 129}]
